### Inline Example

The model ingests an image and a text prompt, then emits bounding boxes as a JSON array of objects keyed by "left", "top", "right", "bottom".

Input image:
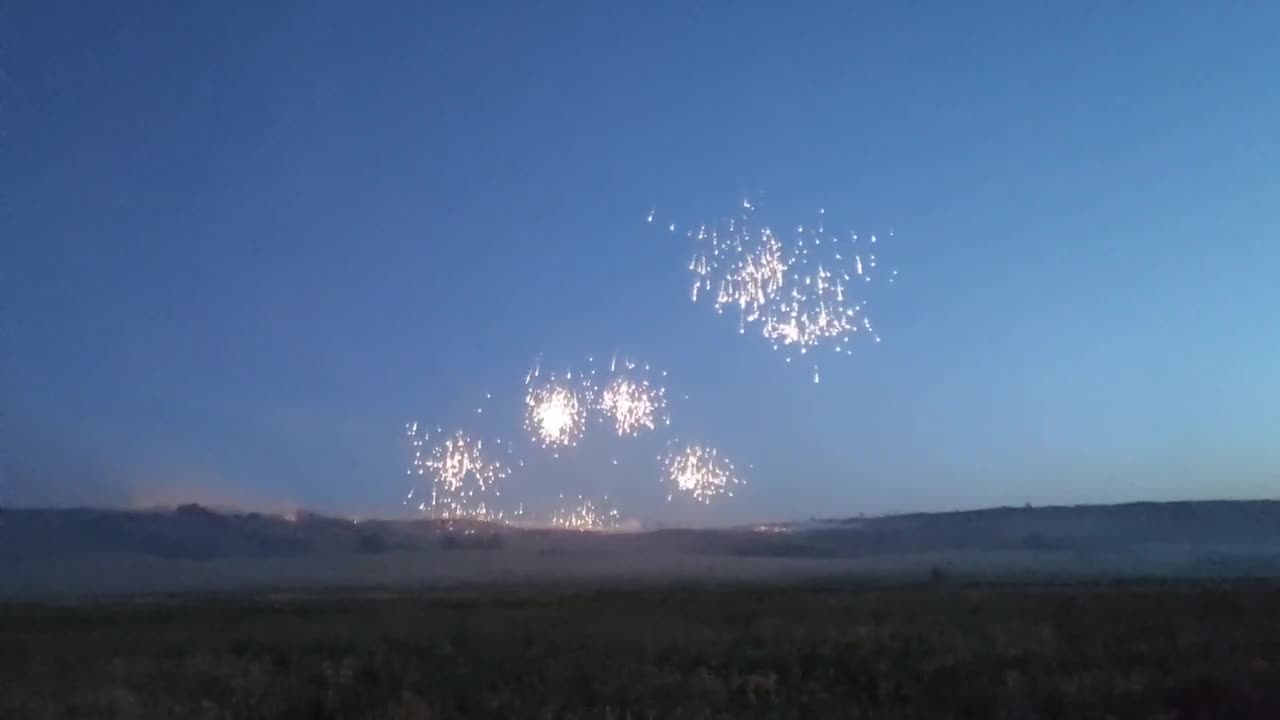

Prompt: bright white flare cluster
[
  {"left": 598, "top": 374, "right": 667, "bottom": 437},
  {"left": 406, "top": 422, "right": 509, "bottom": 521},
  {"left": 525, "top": 381, "right": 588, "bottom": 448},
  {"left": 549, "top": 495, "right": 621, "bottom": 531},
  {"left": 665, "top": 201, "right": 896, "bottom": 380},
  {"left": 524, "top": 357, "right": 669, "bottom": 446},
  {"left": 662, "top": 443, "right": 742, "bottom": 504},
  {"left": 406, "top": 355, "right": 745, "bottom": 524},
  {"left": 398, "top": 202, "right": 898, "bottom": 523}
]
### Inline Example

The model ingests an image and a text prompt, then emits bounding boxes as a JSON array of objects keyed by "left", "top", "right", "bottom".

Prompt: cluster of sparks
[
  {"left": 658, "top": 200, "right": 896, "bottom": 382},
  {"left": 524, "top": 356, "right": 670, "bottom": 447},
  {"left": 407, "top": 355, "right": 740, "bottom": 525},
  {"left": 598, "top": 369, "right": 667, "bottom": 436},
  {"left": 662, "top": 443, "right": 742, "bottom": 504},
  {"left": 399, "top": 201, "right": 898, "bottom": 524},
  {"left": 406, "top": 423, "right": 509, "bottom": 521},
  {"left": 524, "top": 380, "right": 589, "bottom": 449},
  {"left": 549, "top": 495, "right": 621, "bottom": 531}
]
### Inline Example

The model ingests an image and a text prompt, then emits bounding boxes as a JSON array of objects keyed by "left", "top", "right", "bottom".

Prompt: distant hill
[
  {"left": 0, "top": 504, "right": 504, "bottom": 561},
  {"left": 3, "top": 500, "right": 1279, "bottom": 598},
  {"left": 3, "top": 499, "right": 1280, "bottom": 561},
  {"left": 716, "top": 502, "right": 1280, "bottom": 558}
]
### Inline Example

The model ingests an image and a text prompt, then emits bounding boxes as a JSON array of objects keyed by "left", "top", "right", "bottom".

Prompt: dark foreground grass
[{"left": 3, "top": 581, "right": 1280, "bottom": 719}]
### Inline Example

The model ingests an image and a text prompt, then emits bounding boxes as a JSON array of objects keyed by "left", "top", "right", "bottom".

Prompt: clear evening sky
[{"left": 3, "top": 2, "right": 1278, "bottom": 522}]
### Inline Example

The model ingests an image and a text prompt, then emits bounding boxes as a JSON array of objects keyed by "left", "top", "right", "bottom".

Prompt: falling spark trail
[
  {"left": 672, "top": 200, "right": 897, "bottom": 376},
  {"left": 663, "top": 443, "right": 742, "bottom": 504},
  {"left": 406, "top": 425, "right": 509, "bottom": 520},
  {"left": 549, "top": 495, "right": 621, "bottom": 531}
]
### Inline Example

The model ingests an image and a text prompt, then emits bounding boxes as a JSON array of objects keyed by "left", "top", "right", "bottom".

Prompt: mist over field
[{"left": 5, "top": 500, "right": 1280, "bottom": 600}]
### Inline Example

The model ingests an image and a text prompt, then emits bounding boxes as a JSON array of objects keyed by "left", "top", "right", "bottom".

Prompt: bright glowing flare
[
  {"left": 525, "top": 382, "right": 587, "bottom": 448},
  {"left": 663, "top": 443, "right": 741, "bottom": 504},
  {"left": 672, "top": 201, "right": 895, "bottom": 373},
  {"left": 599, "top": 376, "right": 666, "bottom": 436},
  {"left": 407, "top": 425, "right": 509, "bottom": 520}
]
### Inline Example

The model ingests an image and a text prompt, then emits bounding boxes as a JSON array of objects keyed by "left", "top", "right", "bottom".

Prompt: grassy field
[{"left": 3, "top": 582, "right": 1279, "bottom": 718}]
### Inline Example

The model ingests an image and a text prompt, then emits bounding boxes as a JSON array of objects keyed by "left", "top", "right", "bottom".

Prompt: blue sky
[{"left": 3, "top": 2, "right": 1278, "bottom": 521}]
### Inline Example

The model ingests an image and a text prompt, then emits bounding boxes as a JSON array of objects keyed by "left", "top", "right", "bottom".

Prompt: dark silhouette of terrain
[{"left": 2, "top": 500, "right": 1278, "bottom": 598}]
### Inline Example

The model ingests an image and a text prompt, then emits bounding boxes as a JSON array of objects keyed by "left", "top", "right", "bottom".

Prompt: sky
[{"left": 3, "top": 2, "right": 1279, "bottom": 523}]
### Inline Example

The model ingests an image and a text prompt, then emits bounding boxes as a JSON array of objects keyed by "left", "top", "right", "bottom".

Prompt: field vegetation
[{"left": 4, "top": 581, "right": 1279, "bottom": 718}]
